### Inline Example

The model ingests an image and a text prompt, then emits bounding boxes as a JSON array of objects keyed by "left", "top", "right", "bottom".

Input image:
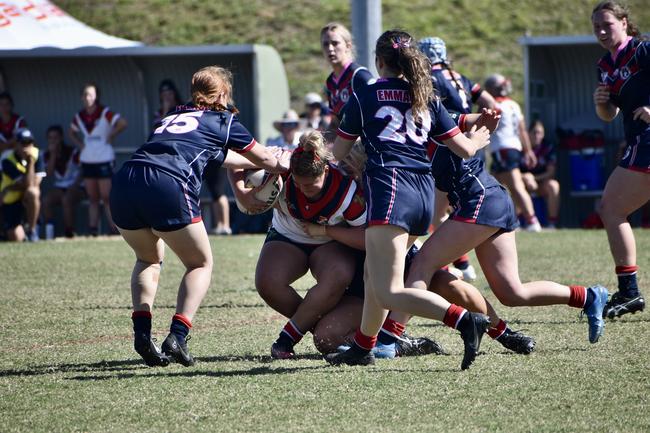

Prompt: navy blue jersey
[
  {"left": 126, "top": 106, "right": 255, "bottom": 196},
  {"left": 597, "top": 38, "right": 650, "bottom": 146},
  {"left": 429, "top": 112, "right": 500, "bottom": 207},
  {"left": 430, "top": 67, "right": 483, "bottom": 114},
  {"left": 325, "top": 62, "right": 373, "bottom": 119},
  {"left": 338, "top": 77, "right": 461, "bottom": 171},
  {"left": 529, "top": 139, "right": 556, "bottom": 176}
]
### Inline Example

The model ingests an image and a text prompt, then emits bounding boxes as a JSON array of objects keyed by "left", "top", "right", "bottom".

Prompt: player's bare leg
[
  {"left": 117, "top": 227, "right": 168, "bottom": 367},
  {"left": 599, "top": 167, "right": 650, "bottom": 318},
  {"left": 154, "top": 221, "right": 213, "bottom": 366}
]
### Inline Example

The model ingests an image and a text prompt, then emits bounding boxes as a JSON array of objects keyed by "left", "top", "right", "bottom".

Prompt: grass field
[{"left": 1, "top": 230, "right": 649, "bottom": 432}]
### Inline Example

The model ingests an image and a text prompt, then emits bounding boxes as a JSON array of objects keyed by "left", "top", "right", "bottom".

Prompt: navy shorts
[
  {"left": 110, "top": 163, "right": 202, "bottom": 232},
  {"left": 81, "top": 162, "right": 114, "bottom": 179},
  {"left": 347, "top": 243, "right": 421, "bottom": 299},
  {"left": 491, "top": 149, "right": 522, "bottom": 173},
  {"left": 363, "top": 167, "right": 434, "bottom": 236},
  {"left": 451, "top": 185, "right": 519, "bottom": 232},
  {"left": 620, "top": 132, "right": 650, "bottom": 173},
  {"left": 3, "top": 202, "right": 24, "bottom": 230}
]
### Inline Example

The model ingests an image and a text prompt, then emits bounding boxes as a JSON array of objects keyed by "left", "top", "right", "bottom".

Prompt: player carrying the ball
[{"left": 110, "top": 66, "right": 288, "bottom": 367}]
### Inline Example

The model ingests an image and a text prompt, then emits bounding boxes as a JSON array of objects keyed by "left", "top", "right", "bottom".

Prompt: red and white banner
[{"left": 0, "top": 0, "right": 140, "bottom": 49}]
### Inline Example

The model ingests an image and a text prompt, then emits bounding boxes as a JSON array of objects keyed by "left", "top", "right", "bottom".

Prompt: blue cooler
[{"left": 569, "top": 147, "right": 604, "bottom": 191}]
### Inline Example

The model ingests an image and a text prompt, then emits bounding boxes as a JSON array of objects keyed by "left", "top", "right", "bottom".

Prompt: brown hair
[
  {"left": 320, "top": 22, "right": 356, "bottom": 58},
  {"left": 290, "top": 130, "right": 332, "bottom": 178},
  {"left": 191, "top": 66, "right": 238, "bottom": 113},
  {"left": 81, "top": 82, "right": 100, "bottom": 103},
  {"left": 376, "top": 29, "right": 433, "bottom": 120},
  {"left": 592, "top": 1, "right": 641, "bottom": 37}
]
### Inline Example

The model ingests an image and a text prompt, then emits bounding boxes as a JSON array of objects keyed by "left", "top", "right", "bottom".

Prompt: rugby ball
[{"left": 235, "top": 169, "right": 284, "bottom": 215}]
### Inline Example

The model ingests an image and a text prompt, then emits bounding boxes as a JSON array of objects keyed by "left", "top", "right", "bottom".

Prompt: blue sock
[
  {"left": 170, "top": 316, "right": 190, "bottom": 342},
  {"left": 378, "top": 330, "right": 397, "bottom": 345},
  {"left": 618, "top": 275, "right": 639, "bottom": 297}
]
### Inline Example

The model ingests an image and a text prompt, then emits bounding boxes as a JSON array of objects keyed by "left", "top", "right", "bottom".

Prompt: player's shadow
[
  {"left": 0, "top": 353, "right": 324, "bottom": 378},
  {"left": 76, "top": 302, "right": 265, "bottom": 310},
  {"left": 67, "top": 364, "right": 329, "bottom": 381}
]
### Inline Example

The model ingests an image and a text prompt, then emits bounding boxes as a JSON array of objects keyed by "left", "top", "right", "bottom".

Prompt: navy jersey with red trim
[
  {"left": 528, "top": 139, "right": 556, "bottom": 176},
  {"left": 126, "top": 106, "right": 255, "bottom": 196},
  {"left": 338, "top": 77, "right": 461, "bottom": 171},
  {"left": 431, "top": 68, "right": 482, "bottom": 114},
  {"left": 325, "top": 62, "right": 373, "bottom": 119},
  {"left": 429, "top": 112, "right": 500, "bottom": 207},
  {"left": 597, "top": 38, "right": 650, "bottom": 146}
]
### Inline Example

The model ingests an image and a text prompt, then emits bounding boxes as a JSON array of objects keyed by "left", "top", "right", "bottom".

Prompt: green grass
[
  {"left": 54, "top": 0, "right": 650, "bottom": 106},
  {"left": 1, "top": 230, "right": 649, "bottom": 432}
]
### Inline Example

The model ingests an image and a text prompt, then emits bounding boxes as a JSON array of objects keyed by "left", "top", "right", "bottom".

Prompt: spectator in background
[
  {"left": 485, "top": 73, "right": 542, "bottom": 232},
  {"left": 153, "top": 79, "right": 183, "bottom": 126},
  {"left": 69, "top": 83, "right": 127, "bottom": 236},
  {"left": 42, "top": 125, "right": 83, "bottom": 239},
  {"left": 301, "top": 92, "right": 329, "bottom": 130},
  {"left": 267, "top": 109, "right": 303, "bottom": 150},
  {"left": 0, "top": 91, "right": 27, "bottom": 155},
  {"left": 1, "top": 128, "right": 45, "bottom": 242},
  {"left": 204, "top": 160, "right": 232, "bottom": 235},
  {"left": 521, "top": 120, "right": 560, "bottom": 229}
]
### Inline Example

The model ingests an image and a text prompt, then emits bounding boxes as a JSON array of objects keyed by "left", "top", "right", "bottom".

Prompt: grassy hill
[{"left": 55, "top": 0, "right": 649, "bottom": 106}]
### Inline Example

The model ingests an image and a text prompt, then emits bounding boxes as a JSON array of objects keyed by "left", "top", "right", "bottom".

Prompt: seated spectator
[
  {"left": 0, "top": 128, "right": 45, "bottom": 241},
  {"left": 42, "top": 125, "right": 83, "bottom": 239},
  {"left": 267, "top": 110, "right": 303, "bottom": 150},
  {"left": 153, "top": 79, "right": 183, "bottom": 127},
  {"left": 301, "top": 92, "right": 329, "bottom": 130},
  {"left": 521, "top": 120, "right": 560, "bottom": 228},
  {"left": 0, "top": 91, "right": 27, "bottom": 155}
]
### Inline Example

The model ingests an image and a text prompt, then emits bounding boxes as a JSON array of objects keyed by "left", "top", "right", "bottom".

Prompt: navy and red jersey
[
  {"left": 430, "top": 67, "right": 483, "bottom": 114},
  {"left": 526, "top": 139, "right": 557, "bottom": 176},
  {"left": 597, "top": 37, "right": 650, "bottom": 146},
  {"left": 273, "top": 163, "right": 366, "bottom": 244},
  {"left": 126, "top": 105, "right": 256, "bottom": 197},
  {"left": 44, "top": 145, "right": 81, "bottom": 189},
  {"left": 325, "top": 62, "right": 373, "bottom": 119},
  {"left": 429, "top": 112, "right": 500, "bottom": 208},
  {"left": 338, "top": 77, "right": 461, "bottom": 172},
  {"left": 0, "top": 114, "right": 27, "bottom": 144}
]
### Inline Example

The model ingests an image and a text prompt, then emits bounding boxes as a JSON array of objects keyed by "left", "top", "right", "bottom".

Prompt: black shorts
[
  {"left": 81, "top": 162, "right": 114, "bottom": 179},
  {"left": 491, "top": 149, "right": 522, "bottom": 173},
  {"left": 264, "top": 227, "right": 325, "bottom": 256},
  {"left": 2, "top": 202, "right": 24, "bottom": 230},
  {"left": 110, "top": 163, "right": 202, "bottom": 232},
  {"left": 204, "top": 160, "right": 229, "bottom": 199}
]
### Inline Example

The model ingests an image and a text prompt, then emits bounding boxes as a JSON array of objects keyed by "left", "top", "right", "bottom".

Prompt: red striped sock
[
  {"left": 568, "top": 285, "right": 587, "bottom": 308},
  {"left": 443, "top": 304, "right": 467, "bottom": 329},
  {"left": 281, "top": 320, "right": 304, "bottom": 344},
  {"left": 353, "top": 329, "right": 377, "bottom": 350},
  {"left": 132, "top": 311, "right": 152, "bottom": 319},
  {"left": 381, "top": 317, "right": 405, "bottom": 338},
  {"left": 616, "top": 265, "right": 638, "bottom": 276},
  {"left": 487, "top": 319, "right": 508, "bottom": 339},
  {"left": 172, "top": 313, "right": 192, "bottom": 328}
]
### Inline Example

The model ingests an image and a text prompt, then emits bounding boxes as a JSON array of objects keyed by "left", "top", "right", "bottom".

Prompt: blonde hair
[
  {"left": 191, "top": 66, "right": 238, "bottom": 113},
  {"left": 290, "top": 130, "right": 332, "bottom": 177},
  {"left": 376, "top": 29, "right": 433, "bottom": 121},
  {"left": 320, "top": 22, "right": 356, "bottom": 58}
]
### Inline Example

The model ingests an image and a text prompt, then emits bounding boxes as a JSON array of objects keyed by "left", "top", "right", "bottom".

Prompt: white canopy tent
[{"left": 0, "top": 0, "right": 141, "bottom": 50}]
